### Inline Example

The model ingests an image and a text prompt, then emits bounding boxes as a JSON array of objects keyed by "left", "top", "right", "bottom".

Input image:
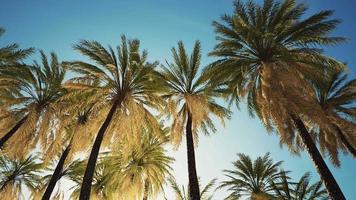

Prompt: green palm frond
[
  {"left": 271, "top": 171, "right": 328, "bottom": 200},
  {"left": 168, "top": 177, "right": 217, "bottom": 200},
  {"left": 0, "top": 27, "right": 33, "bottom": 67},
  {"left": 219, "top": 153, "right": 283, "bottom": 199},
  {"left": 0, "top": 154, "right": 43, "bottom": 199}
]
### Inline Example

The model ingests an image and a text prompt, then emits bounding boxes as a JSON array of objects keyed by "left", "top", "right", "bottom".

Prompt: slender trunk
[
  {"left": 0, "top": 115, "right": 28, "bottom": 149},
  {"left": 334, "top": 124, "right": 356, "bottom": 157},
  {"left": 185, "top": 111, "right": 200, "bottom": 200},
  {"left": 292, "top": 116, "right": 346, "bottom": 200},
  {"left": 42, "top": 144, "right": 72, "bottom": 200},
  {"left": 79, "top": 100, "right": 120, "bottom": 200},
  {"left": 142, "top": 179, "right": 149, "bottom": 200}
]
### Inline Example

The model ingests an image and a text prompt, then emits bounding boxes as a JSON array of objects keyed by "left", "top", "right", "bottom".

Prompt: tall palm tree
[
  {"left": 168, "top": 177, "right": 217, "bottom": 200},
  {"left": 113, "top": 127, "right": 174, "bottom": 200},
  {"left": 219, "top": 153, "right": 282, "bottom": 199},
  {"left": 66, "top": 35, "right": 162, "bottom": 199},
  {"left": 0, "top": 51, "right": 66, "bottom": 158},
  {"left": 209, "top": 0, "right": 346, "bottom": 199},
  {"left": 0, "top": 154, "right": 43, "bottom": 200},
  {"left": 42, "top": 105, "right": 98, "bottom": 200},
  {"left": 157, "top": 40, "right": 230, "bottom": 200},
  {"left": 270, "top": 171, "right": 328, "bottom": 200},
  {"left": 0, "top": 27, "right": 33, "bottom": 67},
  {"left": 311, "top": 66, "right": 356, "bottom": 164}
]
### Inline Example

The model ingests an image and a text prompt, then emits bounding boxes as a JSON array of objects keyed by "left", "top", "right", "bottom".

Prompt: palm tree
[
  {"left": 157, "top": 40, "right": 230, "bottom": 200},
  {"left": 0, "top": 27, "right": 33, "bottom": 67},
  {"left": 311, "top": 66, "right": 356, "bottom": 164},
  {"left": 66, "top": 35, "right": 162, "bottom": 199},
  {"left": 0, "top": 154, "right": 43, "bottom": 200},
  {"left": 219, "top": 153, "right": 282, "bottom": 199},
  {"left": 113, "top": 127, "right": 174, "bottom": 200},
  {"left": 209, "top": 0, "right": 346, "bottom": 199},
  {"left": 270, "top": 171, "right": 328, "bottom": 200},
  {"left": 42, "top": 105, "right": 97, "bottom": 200},
  {"left": 168, "top": 177, "right": 217, "bottom": 200},
  {"left": 0, "top": 51, "right": 66, "bottom": 158}
]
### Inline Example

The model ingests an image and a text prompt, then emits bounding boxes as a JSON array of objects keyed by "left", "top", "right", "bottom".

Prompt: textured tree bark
[
  {"left": 185, "top": 111, "right": 200, "bottom": 200},
  {"left": 292, "top": 116, "right": 346, "bottom": 200},
  {"left": 0, "top": 115, "right": 28, "bottom": 149},
  {"left": 42, "top": 144, "right": 72, "bottom": 200},
  {"left": 79, "top": 100, "right": 120, "bottom": 200},
  {"left": 142, "top": 179, "right": 149, "bottom": 200},
  {"left": 334, "top": 124, "right": 356, "bottom": 157}
]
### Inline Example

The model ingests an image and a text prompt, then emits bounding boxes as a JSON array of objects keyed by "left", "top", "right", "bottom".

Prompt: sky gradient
[{"left": 1, "top": 0, "right": 355, "bottom": 199}]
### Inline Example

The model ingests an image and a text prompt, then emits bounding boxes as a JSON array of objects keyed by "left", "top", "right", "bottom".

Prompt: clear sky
[{"left": 1, "top": 0, "right": 355, "bottom": 199}]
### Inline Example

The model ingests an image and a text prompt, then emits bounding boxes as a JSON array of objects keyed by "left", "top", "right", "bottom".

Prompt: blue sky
[{"left": 1, "top": 0, "right": 355, "bottom": 199}]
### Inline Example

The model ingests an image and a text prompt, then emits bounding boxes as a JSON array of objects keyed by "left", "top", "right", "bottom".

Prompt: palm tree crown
[
  {"left": 67, "top": 35, "right": 162, "bottom": 199},
  {"left": 0, "top": 154, "right": 43, "bottom": 200},
  {"left": 312, "top": 66, "right": 356, "bottom": 164},
  {"left": 158, "top": 41, "right": 230, "bottom": 146},
  {"left": 67, "top": 35, "right": 162, "bottom": 148},
  {"left": 209, "top": 0, "right": 345, "bottom": 146},
  {"left": 0, "top": 51, "right": 66, "bottom": 158},
  {"left": 116, "top": 127, "right": 174, "bottom": 200},
  {"left": 219, "top": 153, "right": 282, "bottom": 199}
]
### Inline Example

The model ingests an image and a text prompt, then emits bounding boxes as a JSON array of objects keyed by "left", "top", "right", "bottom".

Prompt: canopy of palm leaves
[
  {"left": 113, "top": 126, "right": 174, "bottom": 200},
  {"left": 45, "top": 103, "right": 99, "bottom": 165},
  {"left": 270, "top": 171, "right": 328, "bottom": 200},
  {"left": 157, "top": 40, "right": 230, "bottom": 147},
  {"left": 66, "top": 158, "right": 119, "bottom": 200},
  {"left": 167, "top": 177, "right": 217, "bottom": 200},
  {"left": 0, "top": 27, "right": 33, "bottom": 67},
  {"left": 209, "top": 0, "right": 347, "bottom": 160},
  {"left": 67, "top": 129, "right": 173, "bottom": 200},
  {"left": 311, "top": 66, "right": 356, "bottom": 165},
  {"left": 219, "top": 153, "right": 283, "bottom": 200},
  {"left": 66, "top": 35, "right": 162, "bottom": 148},
  {"left": 0, "top": 154, "right": 43, "bottom": 200},
  {"left": 0, "top": 51, "right": 66, "bottom": 158}
]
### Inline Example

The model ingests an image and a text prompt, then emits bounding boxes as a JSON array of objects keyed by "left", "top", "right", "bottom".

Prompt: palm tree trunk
[
  {"left": 185, "top": 111, "right": 200, "bottom": 200},
  {"left": 292, "top": 116, "right": 346, "bottom": 200},
  {"left": 0, "top": 115, "right": 28, "bottom": 149},
  {"left": 334, "top": 124, "right": 356, "bottom": 157},
  {"left": 42, "top": 143, "right": 72, "bottom": 200},
  {"left": 79, "top": 100, "right": 120, "bottom": 200},
  {"left": 142, "top": 179, "right": 149, "bottom": 200}
]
